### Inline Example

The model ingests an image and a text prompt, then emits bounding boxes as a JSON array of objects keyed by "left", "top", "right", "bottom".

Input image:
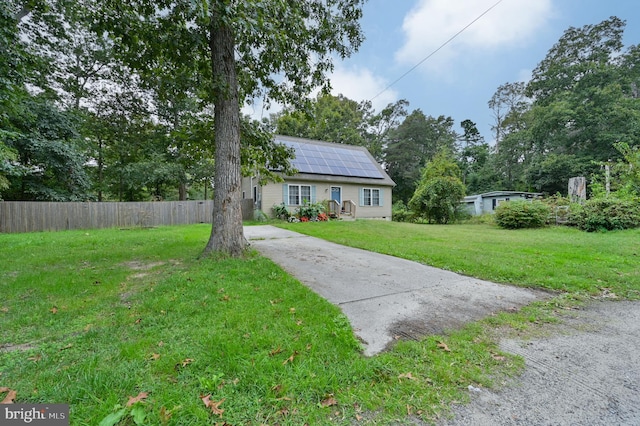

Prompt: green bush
[
  {"left": 494, "top": 200, "right": 551, "bottom": 229},
  {"left": 272, "top": 203, "right": 290, "bottom": 220},
  {"left": 568, "top": 197, "right": 640, "bottom": 231},
  {"left": 296, "top": 200, "right": 326, "bottom": 220},
  {"left": 392, "top": 201, "right": 414, "bottom": 222}
]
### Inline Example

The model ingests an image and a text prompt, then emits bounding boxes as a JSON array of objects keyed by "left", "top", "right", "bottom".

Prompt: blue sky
[{"left": 247, "top": 0, "right": 640, "bottom": 144}]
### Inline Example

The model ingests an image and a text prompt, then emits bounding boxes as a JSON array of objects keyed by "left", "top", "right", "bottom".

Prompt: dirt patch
[
  {"left": 0, "top": 342, "right": 37, "bottom": 353},
  {"left": 438, "top": 300, "right": 640, "bottom": 425},
  {"left": 122, "top": 261, "right": 165, "bottom": 271}
]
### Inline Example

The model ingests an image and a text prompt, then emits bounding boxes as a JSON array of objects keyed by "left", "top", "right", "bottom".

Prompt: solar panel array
[{"left": 277, "top": 139, "right": 384, "bottom": 179}]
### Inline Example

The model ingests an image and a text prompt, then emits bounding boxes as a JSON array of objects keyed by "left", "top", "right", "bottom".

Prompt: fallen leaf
[
  {"left": 1, "top": 388, "right": 17, "bottom": 404},
  {"left": 398, "top": 372, "right": 416, "bottom": 380},
  {"left": 220, "top": 295, "right": 230, "bottom": 302},
  {"left": 201, "top": 395, "right": 225, "bottom": 417},
  {"left": 296, "top": 320, "right": 303, "bottom": 326},
  {"left": 289, "top": 308, "right": 296, "bottom": 314},
  {"left": 321, "top": 396, "right": 338, "bottom": 407},
  {"left": 278, "top": 407, "right": 289, "bottom": 416},
  {"left": 437, "top": 341, "right": 451, "bottom": 352},
  {"left": 270, "top": 299, "right": 283, "bottom": 305},
  {"left": 59, "top": 343, "right": 73, "bottom": 351},
  {"left": 181, "top": 358, "right": 194, "bottom": 367},
  {"left": 159, "top": 406, "right": 172, "bottom": 423},
  {"left": 28, "top": 354, "right": 42, "bottom": 362},
  {"left": 126, "top": 391, "right": 149, "bottom": 407},
  {"left": 0, "top": 307, "right": 8, "bottom": 313},
  {"left": 217, "top": 288, "right": 225, "bottom": 293},
  {"left": 158, "top": 341, "right": 164, "bottom": 347},
  {"left": 356, "top": 414, "right": 363, "bottom": 421},
  {"left": 282, "top": 351, "right": 298, "bottom": 365},
  {"left": 269, "top": 347, "right": 283, "bottom": 357},
  {"left": 135, "top": 318, "right": 142, "bottom": 324},
  {"left": 50, "top": 307, "right": 58, "bottom": 314},
  {"left": 491, "top": 352, "right": 506, "bottom": 361},
  {"left": 150, "top": 353, "right": 161, "bottom": 361},
  {"left": 306, "top": 343, "right": 312, "bottom": 351}
]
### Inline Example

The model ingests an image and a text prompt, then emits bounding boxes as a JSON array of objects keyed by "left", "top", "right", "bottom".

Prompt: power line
[{"left": 369, "top": 0, "right": 505, "bottom": 102}]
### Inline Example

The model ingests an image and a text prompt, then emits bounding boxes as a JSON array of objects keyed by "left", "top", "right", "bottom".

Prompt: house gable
[{"left": 245, "top": 135, "right": 394, "bottom": 220}]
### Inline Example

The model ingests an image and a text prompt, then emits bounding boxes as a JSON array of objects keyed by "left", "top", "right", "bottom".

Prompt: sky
[{"left": 244, "top": 0, "right": 640, "bottom": 144}]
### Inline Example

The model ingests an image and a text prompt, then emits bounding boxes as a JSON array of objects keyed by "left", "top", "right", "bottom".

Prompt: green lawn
[
  {"left": 1, "top": 221, "right": 637, "bottom": 424},
  {"left": 278, "top": 220, "right": 640, "bottom": 299}
]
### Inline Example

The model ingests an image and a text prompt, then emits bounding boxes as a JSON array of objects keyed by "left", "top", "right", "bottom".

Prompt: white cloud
[
  {"left": 328, "top": 65, "right": 399, "bottom": 111},
  {"left": 241, "top": 65, "right": 398, "bottom": 121},
  {"left": 395, "top": 0, "right": 553, "bottom": 72}
]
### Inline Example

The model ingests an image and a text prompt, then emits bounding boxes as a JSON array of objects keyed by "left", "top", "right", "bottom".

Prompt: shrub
[
  {"left": 296, "top": 201, "right": 326, "bottom": 221},
  {"left": 569, "top": 197, "right": 640, "bottom": 232},
  {"left": 392, "top": 201, "right": 413, "bottom": 222},
  {"left": 272, "top": 203, "right": 290, "bottom": 220},
  {"left": 494, "top": 200, "right": 551, "bottom": 229},
  {"left": 542, "top": 193, "right": 573, "bottom": 225}
]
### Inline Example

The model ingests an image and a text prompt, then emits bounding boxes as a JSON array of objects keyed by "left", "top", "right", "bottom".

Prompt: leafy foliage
[
  {"left": 494, "top": 200, "right": 551, "bottom": 229},
  {"left": 273, "top": 93, "right": 408, "bottom": 162},
  {"left": 386, "top": 111, "right": 458, "bottom": 203},
  {"left": 569, "top": 197, "right": 640, "bottom": 232},
  {"left": 392, "top": 201, "right": 413, "bottom": 222},
  {"left": 296, "top": 201, "right": 326, "bottom": 221},
  {"left": 271, "top": 203, "right": 291, "bottom": 220},
  {"left": 409, "top": 151, "right": 465, "bottom": 224}
]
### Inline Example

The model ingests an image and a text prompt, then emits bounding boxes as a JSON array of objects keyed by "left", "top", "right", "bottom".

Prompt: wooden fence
[{"left": 0, "top": 200, "right": 255, "bottom": 233}]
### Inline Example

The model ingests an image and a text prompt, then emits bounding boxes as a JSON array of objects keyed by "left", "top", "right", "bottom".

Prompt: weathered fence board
[{"left": 0, "top": 200, "right": 235, "bottom": 233}]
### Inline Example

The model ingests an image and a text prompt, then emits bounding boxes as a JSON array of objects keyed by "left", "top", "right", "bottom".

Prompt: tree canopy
[{"left": 2, "top": 10, "right": 639, "bottom": 228}]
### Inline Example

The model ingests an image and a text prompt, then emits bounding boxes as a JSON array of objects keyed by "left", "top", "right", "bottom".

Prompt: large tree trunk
[{"left": 203, "top": 5, "right": 246, "bottom": 256}]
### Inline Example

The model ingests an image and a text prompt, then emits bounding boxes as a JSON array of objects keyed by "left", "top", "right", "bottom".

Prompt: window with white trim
[
  {"left": 288, "top": 184, "right": 311, "bottom": 206},
  {"left": 363, "top": 188, "right": 381, "bottom": 206}
]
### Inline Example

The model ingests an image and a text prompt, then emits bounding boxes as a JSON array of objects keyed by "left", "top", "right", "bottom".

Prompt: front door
[{"left": 331, "top": 186, "right": 341, "bottom": 207}]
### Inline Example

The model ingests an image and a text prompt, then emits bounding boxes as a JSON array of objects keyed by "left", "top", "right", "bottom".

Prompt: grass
[
  {"left": 3, "top": 221, "right": 638, "bottom": 424},
  {"left": 278, "top": 220, "right": 640, "bottom": 299}
]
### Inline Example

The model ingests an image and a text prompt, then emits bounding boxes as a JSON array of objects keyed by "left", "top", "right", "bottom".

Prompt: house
[
  {"left": 242, "top": 135, "right": 395, "bottom": 220},
  {"left": 463, "top": 191, "right": 542, "bottom": 216}
]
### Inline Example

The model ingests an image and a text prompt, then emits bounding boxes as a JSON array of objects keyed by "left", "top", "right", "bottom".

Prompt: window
[
  {"left": 288, "top": 184, "right": 311, "bottom": 206},
  {"left": 362, "top": 188, "right": 381, "bottom": 206}
]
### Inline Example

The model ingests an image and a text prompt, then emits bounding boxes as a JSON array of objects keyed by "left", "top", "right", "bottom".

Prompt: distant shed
[{"left": 463, "top": 191, "right": 542, "bottom": 216}]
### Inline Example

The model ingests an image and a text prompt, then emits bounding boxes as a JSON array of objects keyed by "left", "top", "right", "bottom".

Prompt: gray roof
[
  {"left": 274, "top": 135, "right": 395, "bottom": 186},
  {"left": 463, "top": 191, "right": 542, "bottom": 202}
]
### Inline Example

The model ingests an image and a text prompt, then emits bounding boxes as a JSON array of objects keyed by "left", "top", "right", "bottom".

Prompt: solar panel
[{"left": 276, "top": 138, "right": 384, "bottom": 179}]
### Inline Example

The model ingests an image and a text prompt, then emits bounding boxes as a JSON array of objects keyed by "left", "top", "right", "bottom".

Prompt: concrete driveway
[{"left": 245, "top": 225, "right": 547, "bottom": 356}]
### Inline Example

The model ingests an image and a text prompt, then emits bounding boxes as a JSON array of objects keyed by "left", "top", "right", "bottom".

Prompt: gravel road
[{"left": 439, "top": 300, "right": 640, "bottom": 426}]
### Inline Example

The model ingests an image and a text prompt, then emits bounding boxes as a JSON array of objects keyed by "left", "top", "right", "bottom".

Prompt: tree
[
  {"left": 99, "top": 0, "right": 366, "bottom": 256},
  {"left": 274, "top": 94, "right": 408, "bottom": 162},
  {"left": 408, "top": 150, "right": 465, "bottom": 224},
  {"left": 488, "top": 82, "right": 529, "bottom": 144},
  {"left": 487, "top": 17, "right": 640, "bottom": 195},
  {"left": 4, "top": 95, "right": 92, "bottom": 201},
  {"left": 275, "top": 93, "right": 368, "bottom": 146},
  {"left": 458, "top": 119, "right": 488, "bottom": 186},
  {"left": 385, "top": 110, "right": 457, "bottom": 203},
  {"left": 525, "top": 17, "right": 640, "bottom": 164}
]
